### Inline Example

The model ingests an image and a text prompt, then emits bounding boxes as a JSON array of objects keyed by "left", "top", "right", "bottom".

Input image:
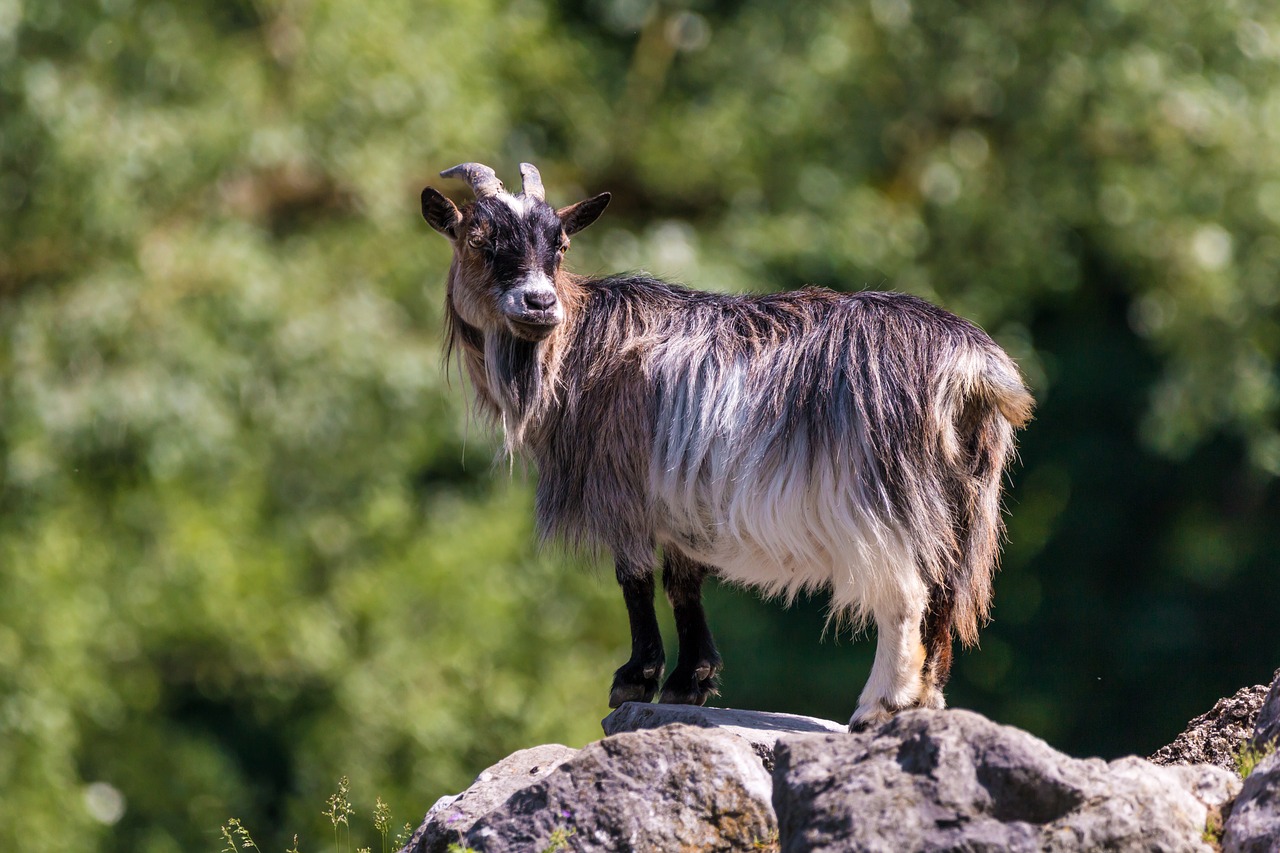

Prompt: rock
[
  {"left": 1150, "top": 681, "right": 1273, "bottom": 773},
  {"left": 772, "top": 709, "right": 1240, "bottom": 853},
  {"left": 406, "top": 691, "right": 1271, "bottom": 853},
  {"left": 403, "top": 744, "right": 578, "bottom": 853},
  {"left": 602, "top": 701, "right": 846, "bottom": 770},
  {"left": 1223, "top": 669, "right": 1280, "bottom": 853},
  {"left": 1222, "top": 749, "right": 1280, "bottom": 853},
  {"left": 1252, "top": 668, "right": 1280, "bottom": 749},
  {"left": 405, "top": 724, "right": 775, "bottom": 853}
]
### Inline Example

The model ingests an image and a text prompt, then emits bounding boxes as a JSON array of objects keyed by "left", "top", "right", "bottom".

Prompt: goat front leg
[
  {"left": 659, "top": 550, "right": 722, "bottom": 706},
  {"left": 608, "top": 561, "right": 665, "bottom": 707}
]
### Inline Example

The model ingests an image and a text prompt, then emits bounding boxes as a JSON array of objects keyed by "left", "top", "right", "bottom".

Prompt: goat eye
[
  {"left": 558, "top": 242, "right": 569, "bottom": 255},
  {"left": 467, "top": 234, "right": 487, "bottom": 250}
]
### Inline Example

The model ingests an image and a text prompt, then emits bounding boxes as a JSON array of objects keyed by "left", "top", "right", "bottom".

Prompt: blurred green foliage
[{"left": 1, "top": 0, "right": 1279, "bottom": 850}]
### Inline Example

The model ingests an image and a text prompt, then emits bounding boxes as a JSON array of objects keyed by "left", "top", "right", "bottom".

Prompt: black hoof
[
  {"left": 609, "top": 659, "right": 664, "bottom": 708},
  {"left": 659, "top": 659, "right": 721, "bottom": 706}
]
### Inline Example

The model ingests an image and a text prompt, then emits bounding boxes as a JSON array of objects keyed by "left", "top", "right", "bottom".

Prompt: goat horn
[
  {"left": 519, "top": 163, "right": 545, "bottom": 201},
  {"left": 440, "top": 162, "right": 505, "bottom": 198}
]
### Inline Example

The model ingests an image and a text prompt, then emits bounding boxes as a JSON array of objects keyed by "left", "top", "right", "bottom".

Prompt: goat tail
[
  {"left": 980, "top": 348, "right": 1035, "bottom": 430},
  {"left": 941, "top": 346, "right": 1034, "bottom": 647}
]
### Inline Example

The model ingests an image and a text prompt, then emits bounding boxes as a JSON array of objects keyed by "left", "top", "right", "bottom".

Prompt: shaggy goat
[{"left": 421, "top": 162, "right": 1033, "bottom": 730}]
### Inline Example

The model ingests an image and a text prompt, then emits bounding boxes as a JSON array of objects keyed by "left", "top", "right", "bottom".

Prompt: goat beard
[{"left": 483, "top": 328, "right": 549, "bottom": 452}]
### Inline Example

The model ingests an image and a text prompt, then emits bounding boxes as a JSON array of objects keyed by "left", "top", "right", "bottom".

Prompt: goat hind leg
[
  {"left": 848, "top": 575, "right": 930, "bottom": 732},
  {"left": 918, "top": 582, "right": 953, "bottom": 711},
  {"left": 608, "top": 560, "right": 665, "bottom": 707},
  {"left": 659, "top": 551, "right": 722, "bottom": 705}
]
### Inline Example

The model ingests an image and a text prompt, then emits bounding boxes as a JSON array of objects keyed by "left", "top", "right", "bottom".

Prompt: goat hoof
[
  {"left": 847, "top": 717, "right": 873, "bottom": 734},
  {"left": 609, "top": 683, "right": 654, "bottom": 707},
  {"left": 659, "top": 659, "right": 721, "bottom": 706},
  {"left": 847, "top": 704, "right": 896, "bottom": 733},
  {"left": 609, "top": 659, "right": 664, "bottom": 708}
]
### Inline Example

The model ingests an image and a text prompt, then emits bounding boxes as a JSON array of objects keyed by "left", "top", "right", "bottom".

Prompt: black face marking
[{"left": 469, "top": 197, "right": 566, "bottom": 287}]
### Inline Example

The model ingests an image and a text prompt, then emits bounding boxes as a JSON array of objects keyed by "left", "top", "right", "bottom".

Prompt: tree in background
[{"left": 1, "top": 0, "right": 1277, "bottom": 850}]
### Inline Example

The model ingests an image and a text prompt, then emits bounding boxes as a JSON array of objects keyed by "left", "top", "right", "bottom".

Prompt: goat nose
[{"left": 523, "top": 289, "right": 557, "bottom": 311}]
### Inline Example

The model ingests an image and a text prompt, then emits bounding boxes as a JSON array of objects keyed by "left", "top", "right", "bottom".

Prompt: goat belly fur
[{"left": 528, "top": 276, "right": 1031, "bottom": 640}]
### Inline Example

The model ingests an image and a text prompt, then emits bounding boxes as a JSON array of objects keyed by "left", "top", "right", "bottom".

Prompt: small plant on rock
[
  {"left": 1234, "top": 737, "right": 1277, "bottom": 779},
  {"left": 1202, "top": 810, "right": 1224, "bottom": 847},
  {"left": 540, "top": 826, "right": 576, "bottom": 853},
  {"left": 752, "top": 830, "right": 781, "bottom": 851}
]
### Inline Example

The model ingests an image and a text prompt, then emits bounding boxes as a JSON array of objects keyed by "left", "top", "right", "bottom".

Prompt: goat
[{"left": 420, "top": 162, "right": 1033, "bottom": 730}]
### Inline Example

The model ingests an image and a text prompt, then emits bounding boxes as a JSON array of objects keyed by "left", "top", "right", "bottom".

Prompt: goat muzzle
[{"left": 499, "top": 274, "right": 563, "bottom": 341}]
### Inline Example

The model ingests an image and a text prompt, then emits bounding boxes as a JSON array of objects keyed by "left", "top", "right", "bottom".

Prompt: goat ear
[
  {"left": 422, "top": 187, "right": 462, "bottom": 237},
  {"left": 558, "top": 192, "right": 611, "bottom": 236}
]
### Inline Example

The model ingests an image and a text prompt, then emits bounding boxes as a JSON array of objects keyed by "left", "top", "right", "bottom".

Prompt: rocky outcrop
[
  {"left": 404, "top": 699, "right": 1262, "bottom": 853},
  {"left": 1252, "top": 668, "right": 1280, "bottom": 750},
  {"left": 774, "top": 710, "right": 1238, "bottom": 853},
  {"left": 602, "top": 701, "right": 845, "bottom": 770},
  {"left": 1222, "top": 749, "right": 1280, "bottom": 853},
  {"left": 405, "top": 744, "right": 578, "bottom": 852},
  {"left": 1149, "top": 678, "right": 1274, "bottom": 772},
  {"left": 404, "top": 723, "right": 776, "bottom": 853},
  {"left": 1220, "top": 668, "right": 1280, "bottom": 853}
]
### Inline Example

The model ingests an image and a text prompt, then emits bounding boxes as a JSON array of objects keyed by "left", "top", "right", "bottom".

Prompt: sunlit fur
[{"left": 431, "top": 180, "right": 1033, "bottom": 728}]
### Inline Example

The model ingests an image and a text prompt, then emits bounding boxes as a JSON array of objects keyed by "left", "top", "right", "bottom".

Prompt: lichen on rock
[{"left": 1149, "top": 678, "right": 1274, "bottom": 773}]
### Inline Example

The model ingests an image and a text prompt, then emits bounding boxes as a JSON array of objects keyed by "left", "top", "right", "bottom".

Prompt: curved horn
[
  {"left": 440, "top": 162, "right": 504, "bottom": 198},
  {"left": 519, "top": 163, "right": 545, "bottom": 201}
]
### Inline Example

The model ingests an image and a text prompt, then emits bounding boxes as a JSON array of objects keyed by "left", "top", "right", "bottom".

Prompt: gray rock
[
  {"left": 403, "top": 743, "right": 577, "bottom": 853},
  {"left": 1223, "top": 670, "right": 1280, "bottom": 853},
  {"left": 602, "top": 701, "right": 846, "bottom": 770},
  {"left": 410, "top": 724, "right": 776, "bottom": 853},
  {"left": 1222, "top": 749, "right": 1280, "bottom": 853},
  {"left": 1253, "top": 668, "right": 1280, "bottom": 750},
  {"left": 772, "top": 709, "right": 1240, "bottom": 853},
  {"left": 1151, "top": 681, "right": 1273, "bottom": 773}
]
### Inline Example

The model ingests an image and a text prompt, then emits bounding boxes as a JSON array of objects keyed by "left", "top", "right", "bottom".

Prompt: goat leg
[
  {"left": 919, "top": 581, "right": 954, "bottom": 711},
  {"left": 659, "top": 551, "right": 722, "bottom": 706},
  {"left": 608, "top": 562, "right": 665, "bottom": 707}
]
